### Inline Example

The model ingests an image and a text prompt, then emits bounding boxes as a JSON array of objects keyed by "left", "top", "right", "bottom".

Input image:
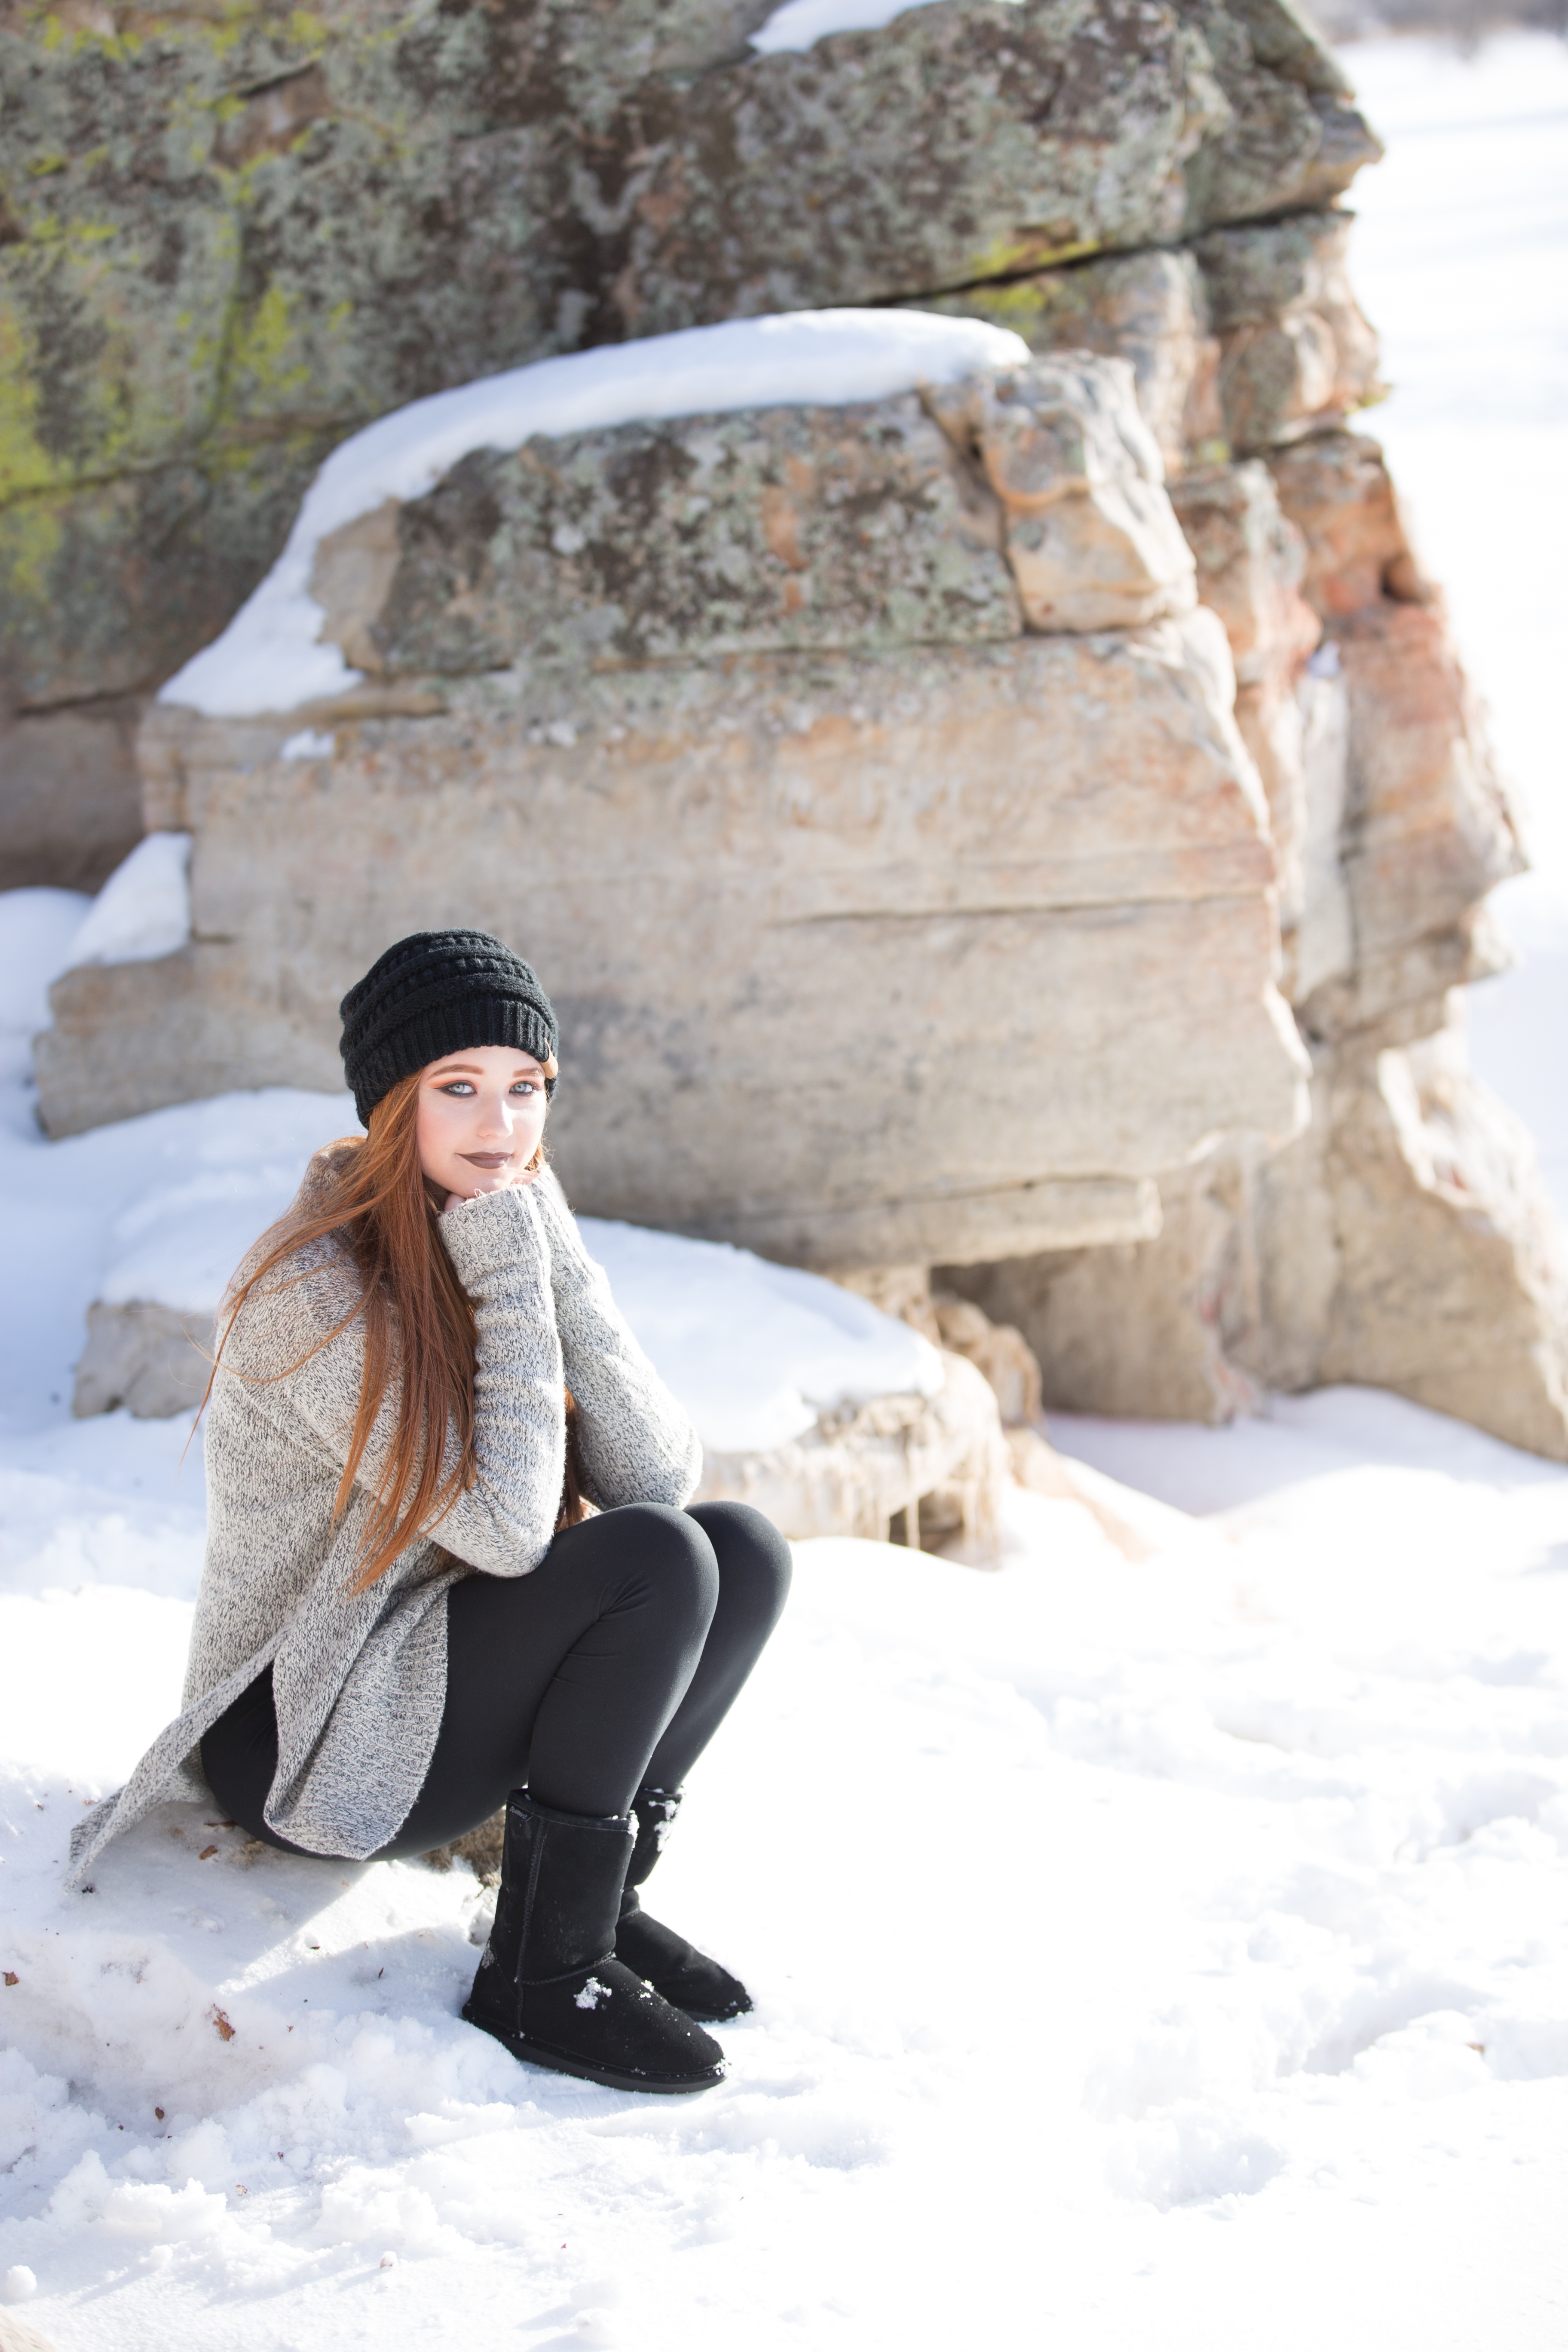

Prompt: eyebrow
[{"left": 427, "top": 1060, "right": 544, "bottom": 1078}]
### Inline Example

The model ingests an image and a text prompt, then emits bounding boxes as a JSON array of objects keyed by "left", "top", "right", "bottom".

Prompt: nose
[{"left": 475, "top": 1086, "right": 516, "bottom": 1139}]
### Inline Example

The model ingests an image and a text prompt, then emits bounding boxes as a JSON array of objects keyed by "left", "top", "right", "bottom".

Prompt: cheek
[{"left": 415, "top": 1095, "right": 462, "bottom": 1176}]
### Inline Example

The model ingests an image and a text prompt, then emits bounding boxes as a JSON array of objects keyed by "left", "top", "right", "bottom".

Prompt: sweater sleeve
[
  {"left": 240, "top": 1186, "right": 569, "bottom": 1578},
  {"left": 531, "top": 1166, "right": 704, "bottom": 1511}
]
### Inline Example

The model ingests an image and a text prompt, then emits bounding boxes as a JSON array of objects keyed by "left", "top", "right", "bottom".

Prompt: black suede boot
[
  {"left": 615, "top": 1786, "right": 753, "bottom": 2024},
  {"left": 462, "top": 1791, "right": 726, "bottom": 2093}
]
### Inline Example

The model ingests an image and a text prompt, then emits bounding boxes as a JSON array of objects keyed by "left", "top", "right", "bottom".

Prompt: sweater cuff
[{"left": 438, "top": 1184, "right": 548, "bottom": 1289}]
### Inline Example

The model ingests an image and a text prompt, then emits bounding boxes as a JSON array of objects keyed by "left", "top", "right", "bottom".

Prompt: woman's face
[{"left": 415, "top": 1044, "right": 551, "bottom": 1204}]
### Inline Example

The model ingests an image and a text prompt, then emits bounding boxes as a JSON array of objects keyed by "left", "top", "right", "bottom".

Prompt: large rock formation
[
  {"left": 933, "top": 281, "right": 1562, "bottom": 1456},
  {"left": 38, "top": 354, "right": 1309, "bottom": 1276},
  {"left": 19, "top": 0, "right": 1563, "bottom": 1458},
  {"left": 1, "top": 0, "right": 1380, "bottom": 878}
]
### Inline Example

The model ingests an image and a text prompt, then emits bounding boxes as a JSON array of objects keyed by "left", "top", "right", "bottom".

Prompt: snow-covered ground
[
  {"left": 5, "top": 34, "right": 1568, "bottom": 2352},
  {"left": 6, "top": 1287, "right": 1568, "bottom": 2346}
]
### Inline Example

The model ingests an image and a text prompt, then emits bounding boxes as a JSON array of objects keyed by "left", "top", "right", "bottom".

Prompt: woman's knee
[
  {"left": 686, "top": 1501, "right": 793, "bottom": 1627},
  {"left": 612, "top": 1502, "right": 721, "bottom": 1631}
]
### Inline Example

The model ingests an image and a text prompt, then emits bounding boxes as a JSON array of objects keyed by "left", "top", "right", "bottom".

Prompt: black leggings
[{"left": 201, "top": 1501, "right": 792, "bottom": 1861}]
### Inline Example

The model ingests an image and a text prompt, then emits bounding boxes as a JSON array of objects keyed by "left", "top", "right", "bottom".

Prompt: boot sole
[
  {"left": 462, "top": 2000, "right": 725, "bottom": 2095},
  {"left": 655, "top": 1988, "right": 753, "bottom": 2024}
]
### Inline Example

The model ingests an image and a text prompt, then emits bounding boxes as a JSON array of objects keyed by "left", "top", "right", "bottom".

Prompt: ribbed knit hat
[{"left": 339, "top": 930, "right": 559, "bottom": 1127}]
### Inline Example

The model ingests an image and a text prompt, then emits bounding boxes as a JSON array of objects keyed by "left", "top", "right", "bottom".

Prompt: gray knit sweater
[{"left": 67, "top": 1167, "right": 702, "bottom": 1889}]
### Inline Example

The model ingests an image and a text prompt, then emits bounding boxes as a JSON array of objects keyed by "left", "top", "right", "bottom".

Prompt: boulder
[
  {"left": 334, "top": 363, "right": 1190, "bottom": 677},
  {"left": 834, "top": 1264, "right": 1156, "bottom": 1555},
  {"left": 916, "top": 167, "right": 1550, "bottom": 1450},
  {"left": 1168, "top": 459, "right": 1320, "bottom": 937},
  {"left": 695, "top": 1348, "right": 1012, "bottom": 1549},
  {"left": 952, "top": 401, "right": 1554, "bottom": 1453},
  {"left": 339, "top": 395, "right": 1023, "bottom": 677},
  {"left": 926, "top": 362, "right": 1197, "bottom": 631},
  {"left": 1, "top": 0, "right": 1378, "bottom": 739},
  {"left": 40, "top": 616, "right": 1302, "bottom": 1264},
  {"left": 0, "top": 694, "right": 145, "bottom": 892},
  {"left": 1267, "top": 424, "right": 1433, "bottom": 615},
  {"left": 925, "top": 208, "right": 1380, "bottom": 475},
  {"left": 1259, "top": 1026, "right": 1568, "bottom": 1457},
  {"left": 1268, "top": 431, "right": 1522, "bottom": 1043},
  {"left": 36, "top": 359, "right": 1308, "bottom": 1276},
  {"left": 926, "top": 248, "right": 1225, "bottom": 480},
  {"left": 72, "top": 1300, "right": 213, "bottom": 1420},
  {"left": 1193, "top": 209, "right": 1383, "bottom": 454},
  {"left": 994, "top": 1021, "right": 1568, "bottom": 1458},
  {"left": 946, "top": 1157, "right": 1261, "bottom": 1424}
]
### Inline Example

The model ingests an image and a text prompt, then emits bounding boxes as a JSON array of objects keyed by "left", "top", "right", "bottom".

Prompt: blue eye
[
  {"left": 511, "top": 1080, "right": 537, "bottom": 1096},
  {"left": 441, "top": 1081, "right": 475, "bottom": 1096}
]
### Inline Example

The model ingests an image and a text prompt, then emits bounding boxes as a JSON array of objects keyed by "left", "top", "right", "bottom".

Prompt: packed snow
[
  {"left": 158, "top": 311, "right": 1027, "bottom": 721},
  {"left": 4, "top": 1327, "right": 1568, "bottom": 2346},
  {"left": 0, "top": 891, "right": 89, "bottom": 1087},
  {"left": 61, "top": 837, "right": 191, "bottom": 971},
  {"left": 566, "top": 1225, "right": 941, "bottom": 1453},
  {"left": 750, "top": 0, "right": 970, "bottom": 49},
  {"left": 5, "top": 35, "right": 1568, "bottom": 2352}
]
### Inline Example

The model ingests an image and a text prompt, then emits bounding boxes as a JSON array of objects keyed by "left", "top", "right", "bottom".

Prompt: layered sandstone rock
[
  {"left": 0, "top": 0, "right": 1378, "bottom": 774},
  {"left": 933, "top": 294, "right": 1557, "bottom": 1452},
  {"left": 928, "top": 248, "right": 1225, "bottom": 477},
  {"left": 966, "top": 1017, "right": 1568, "bottom": 1461},
  {"left": 0, "top": 695, "right": 145, "bottom": 893},
  {"left": 1168, "top": 459, "right": 1321, "bottom": 950},
  {"left": 695, "top": 1348, "right": 1011, "bottom": 1550},
  {"left": 37, "top": 359, "right": 1308, "bottom": 1282},
  {"left": 834, "top": 1264, "right": 1153, "bottom": 1555},
  {"left": 19, "top": 0, "right": 1559, "bottom": 1460},
  {"left": 40, "top": 634, "right": 1302, "bottom": 1269},
  {"left": 925, "top": 209, "right": 1381, "bottom": 473},
  {"left": 72, "top": 1300, "right": 212, "bottom": 1420}
]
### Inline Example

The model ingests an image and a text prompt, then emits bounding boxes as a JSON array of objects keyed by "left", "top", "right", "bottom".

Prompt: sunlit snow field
[{"left": 3, "top": 32, "right": 1568, "bottom": 2352}]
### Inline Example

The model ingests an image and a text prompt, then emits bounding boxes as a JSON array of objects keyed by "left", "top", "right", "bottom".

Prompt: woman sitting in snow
[{"left": 69, "top": 930, "right": 791, "bottom": 2097}]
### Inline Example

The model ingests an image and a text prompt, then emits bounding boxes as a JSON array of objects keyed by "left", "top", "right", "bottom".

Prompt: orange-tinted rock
[
  {"left": 928, "top": 360, "right": 1197, "bottom": 632},
  {"left": 1170, "top": 460, "right": 1320, "bottom": 932},
  {"left": 1194, "top": 211, "right": 1382, "bottom": 454},
  {"left": 1268, "top": 428, "right": 1433, "bottom": 621},
  {"left": 921, "top": 248, "right": 1224, "bottom": 476}
]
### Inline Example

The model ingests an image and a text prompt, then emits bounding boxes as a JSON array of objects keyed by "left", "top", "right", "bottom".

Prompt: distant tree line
[{"left": 1310, "top": 0, "right": 1565, "bottom": 46}]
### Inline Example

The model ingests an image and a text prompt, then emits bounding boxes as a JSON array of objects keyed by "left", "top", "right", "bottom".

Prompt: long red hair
[{"left": 204, "top": 1067, "right": 584, "bottom": 1591}]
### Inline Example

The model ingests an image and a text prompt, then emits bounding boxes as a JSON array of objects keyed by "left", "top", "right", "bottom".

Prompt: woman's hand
[{"left": 441, "top": 1168, "right": 540, "bottom": 1216}]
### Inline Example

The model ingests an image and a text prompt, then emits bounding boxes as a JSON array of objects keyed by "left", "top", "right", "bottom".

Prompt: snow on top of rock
[
  {"left": 580, "top": 1218, "right": 942, "bottom": 1453},
  {"left": 0, "top": 887, "right": 91, "bottom": 1081},
  {"left": 63, "top": 834, "right": 191, "bottom": 970},
  {"left": 751, "top": 0, "right": 1000, "bottom": 51},
  {"left": 0, "top": 848, "right": 190, "bottom": 1088},
  {"left": 157, "top": 309, "right": 1029, "bottom": 720}
]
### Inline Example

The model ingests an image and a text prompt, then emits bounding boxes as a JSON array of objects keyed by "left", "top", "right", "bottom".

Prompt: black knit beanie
[{"left": 339, "top": 930, "right": 559, "bottom": 1127}]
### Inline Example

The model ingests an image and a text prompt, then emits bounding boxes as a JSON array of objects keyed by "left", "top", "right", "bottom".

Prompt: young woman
[{"left": 69, "top": 930, "right": 792, "bottom": 2097}]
